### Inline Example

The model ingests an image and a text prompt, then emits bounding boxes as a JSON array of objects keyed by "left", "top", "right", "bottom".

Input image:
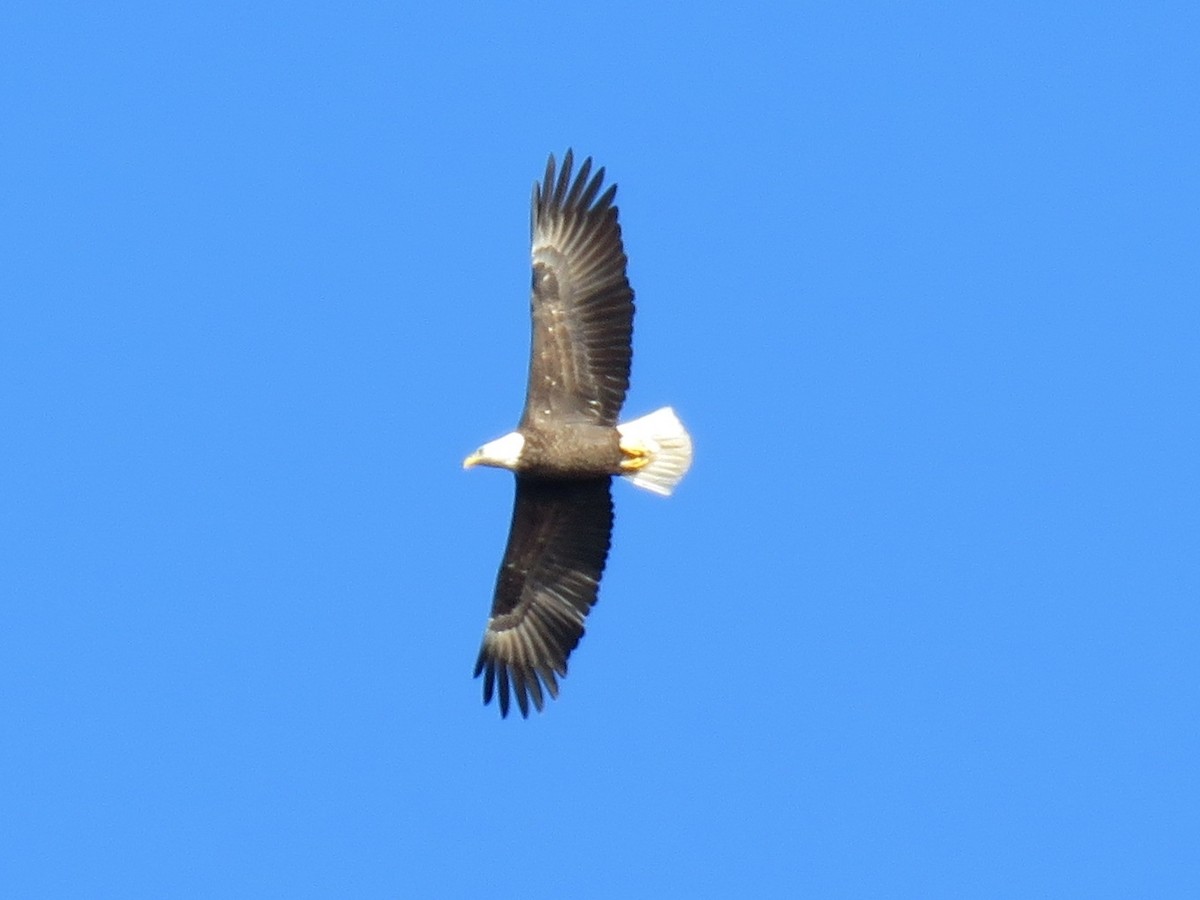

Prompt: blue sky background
[{"left": 3, "top": 2, "right": 1197, "bottom": 896}]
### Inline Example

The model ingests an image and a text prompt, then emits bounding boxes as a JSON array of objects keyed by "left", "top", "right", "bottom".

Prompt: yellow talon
[{"left": 619, "top": 439, "right": 651, "bottom": 471}]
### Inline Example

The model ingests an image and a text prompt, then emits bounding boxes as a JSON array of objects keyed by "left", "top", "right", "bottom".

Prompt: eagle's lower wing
[
  {"left": 520, "top": 150, "right": 633, "bottom": 430},
  {"left": 474, "top": 476, "right": 614, "bottom": 717}
]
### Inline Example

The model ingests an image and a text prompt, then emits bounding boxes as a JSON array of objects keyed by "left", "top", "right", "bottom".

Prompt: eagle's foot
[{"left": 619, "top": 437, "right": 652, "bottom": 471}]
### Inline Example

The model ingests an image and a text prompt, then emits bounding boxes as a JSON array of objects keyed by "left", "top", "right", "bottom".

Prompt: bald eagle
[{"left": 463, "top": 151, "right": 693, "bottom": 717}]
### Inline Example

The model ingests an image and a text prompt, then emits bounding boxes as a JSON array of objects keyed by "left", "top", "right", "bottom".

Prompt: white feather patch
[{"left": 617, "top": 407, "right": 693, "bottom": 496}]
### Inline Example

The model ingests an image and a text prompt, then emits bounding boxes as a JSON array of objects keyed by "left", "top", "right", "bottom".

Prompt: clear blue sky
[{"left": 3, "top": 3, "right": 1197, "bottom": 897}]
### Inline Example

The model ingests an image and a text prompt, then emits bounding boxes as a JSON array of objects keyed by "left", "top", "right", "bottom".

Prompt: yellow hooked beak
[{"left": 462, "top": 452, "right": 483, "bottom": 469}]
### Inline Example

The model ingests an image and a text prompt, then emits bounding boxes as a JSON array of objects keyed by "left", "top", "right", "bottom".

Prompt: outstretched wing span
[
  {"left": 474, "top": 476, "right": 614, "bottom": 717},
  {"left": 521, "top": 150, "right": 634, "bottom": 429}
]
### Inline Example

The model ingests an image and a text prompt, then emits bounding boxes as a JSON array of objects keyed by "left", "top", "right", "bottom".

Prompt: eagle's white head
[{"left": 463, "top": 431, "right": 526, "bottom": 471}]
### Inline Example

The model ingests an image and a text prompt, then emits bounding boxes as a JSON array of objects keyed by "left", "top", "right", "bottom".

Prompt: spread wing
[
  {"left": 473, "top": 476, "right": 614, "bottom": 718},
  {"left": 521, "top": 150, "right": 634, "bottom": 429}
]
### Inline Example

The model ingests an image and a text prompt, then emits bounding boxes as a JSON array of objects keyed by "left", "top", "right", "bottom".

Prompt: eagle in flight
[{"left": 463, "top": 150, "right": 693, "bottom": 717}]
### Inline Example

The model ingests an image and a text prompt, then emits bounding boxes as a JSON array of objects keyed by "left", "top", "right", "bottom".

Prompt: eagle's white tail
[{"left": 617, "top": 407, "right": 693, "bottom": 496}]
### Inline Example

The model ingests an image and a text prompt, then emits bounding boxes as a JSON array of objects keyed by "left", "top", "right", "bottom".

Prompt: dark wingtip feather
[
  {"left": 481, "top": 660, "right": 495, "bottom": 702},
  {"left": 538, "top": 666, "right": 560, "bottom": 699},
  {"left": 514, "top": 672, "right": 530, "bottom": 718},
  {"left": 497, "top": 666, "right": 511, "bottom": 718},
  {"left": 564, "top": 156, "right": 593, "bottom": 208},
  {"left": 542, "top": 153, "right": 558, "bottom": 201},
  {"left": 555, "top": 149, "right": 574, "bottom": 204},
  {"left": 577, "top": 165, "right": 605, "bottom": 210},
  {"left": 596, "top": 182, "right": 618, "bottom": 212},
  {"left": 526, "top": 670, "right": 545, "bottom": 713}
]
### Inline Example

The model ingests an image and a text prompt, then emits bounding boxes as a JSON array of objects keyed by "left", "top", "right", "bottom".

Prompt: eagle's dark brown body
[{"left": 517, "top": 423, "right": 624, "bottom": 479}]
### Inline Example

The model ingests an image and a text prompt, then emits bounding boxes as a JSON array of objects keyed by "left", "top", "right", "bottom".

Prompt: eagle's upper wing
[
  {"left": 520, "top": 150, "right": 634, "bottom": 430},
  {"left": 474, "top": 476, "right": 614, "bottom": 717}
]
